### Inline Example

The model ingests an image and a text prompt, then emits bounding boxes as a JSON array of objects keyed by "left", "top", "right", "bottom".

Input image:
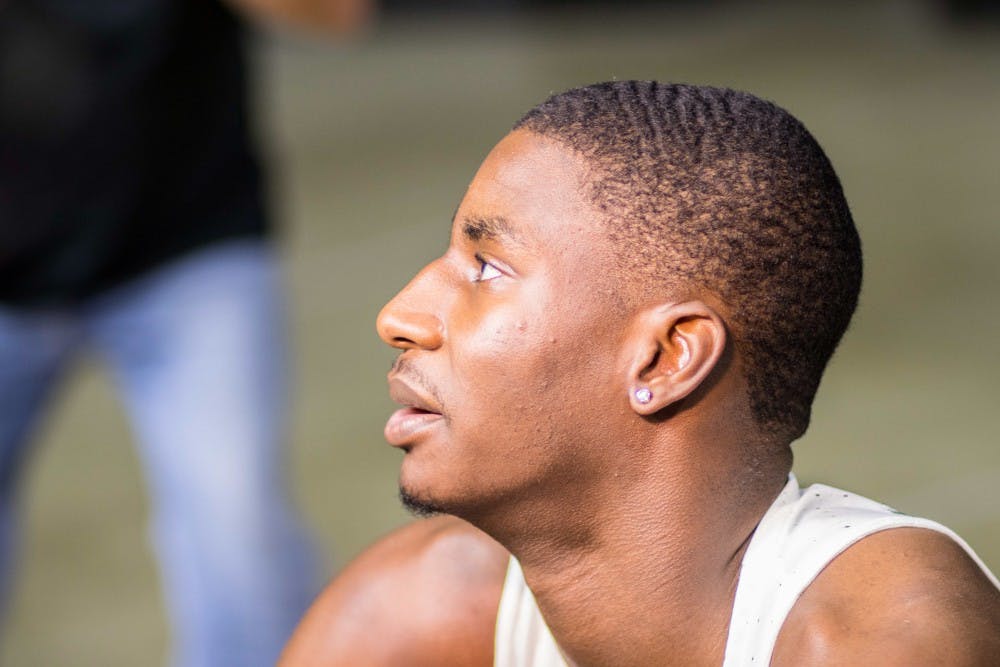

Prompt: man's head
[
  {"left": 515, "top": 81, "right": 862, "bottom": 442},
  {"left": 377, "top": 82, "right": 861, "bottom": 521}
]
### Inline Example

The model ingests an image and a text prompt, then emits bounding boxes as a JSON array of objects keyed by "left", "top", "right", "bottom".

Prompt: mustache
[{"left": 390, "top": 355, "right": 446, "bottom": 413}]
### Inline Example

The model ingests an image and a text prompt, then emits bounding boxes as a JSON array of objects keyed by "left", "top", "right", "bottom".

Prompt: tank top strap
[
  {"left": 494, "top": 556, "right": 568, "bottom": 667},
  {"left": 722, "top": 474, "right": 999, "bottom": 666}
]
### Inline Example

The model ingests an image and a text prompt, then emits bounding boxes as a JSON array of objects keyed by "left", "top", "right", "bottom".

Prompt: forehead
[{"left": 452, "top": 130, "right": 604, "bottom": 250}]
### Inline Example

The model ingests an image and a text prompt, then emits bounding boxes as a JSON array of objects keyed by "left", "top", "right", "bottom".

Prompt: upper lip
[{"left": 387, "top": 374, "right": 442, "bottom": 415}]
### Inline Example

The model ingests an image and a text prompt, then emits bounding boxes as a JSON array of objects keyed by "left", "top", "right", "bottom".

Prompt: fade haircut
[{"left": 514, "top": 82, "right": 862, "bottom": 442}]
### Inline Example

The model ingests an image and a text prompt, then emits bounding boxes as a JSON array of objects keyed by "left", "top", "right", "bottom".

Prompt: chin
[
  {"left": 397, "top": 453, "right": 465, "bottom": 513},
  {"left": 397, "top": 470, "right": 479, "bottom": 522},
  {"left": 397, "top": 458, "right": 451, "bottom": 517},
  {"left": 398, "top": 486, "right": 448, "bottom": 517},
  {"left": 397, "top": 454, "right": 504, "bottom": 523}
]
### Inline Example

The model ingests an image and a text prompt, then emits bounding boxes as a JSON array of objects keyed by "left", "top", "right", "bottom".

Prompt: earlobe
[
  {"left": 634, "top": 387, "right": 653, "bottom": 405},
  {"left": 625, "top": 302, "right": 727, "bottom": 416}
]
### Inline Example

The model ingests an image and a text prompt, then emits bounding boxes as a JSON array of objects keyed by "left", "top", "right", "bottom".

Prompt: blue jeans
[{"left": 0, "top": 240, "right": 319, "bottom": 667}]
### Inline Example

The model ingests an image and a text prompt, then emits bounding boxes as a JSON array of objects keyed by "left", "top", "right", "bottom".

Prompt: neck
[{"left": 479, "top": 431, "right": 790, "bottom": 667}]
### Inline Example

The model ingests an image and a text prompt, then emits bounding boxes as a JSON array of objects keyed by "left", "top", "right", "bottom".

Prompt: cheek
[
  {"left": 451, "top": 302, "right": 562, "bottom": 393},
  {"left": 445, "top": 321, "right": 565, "bottom": 476},
  {"left": 447, "top": 306, "right": 605, "bottom": 454}
]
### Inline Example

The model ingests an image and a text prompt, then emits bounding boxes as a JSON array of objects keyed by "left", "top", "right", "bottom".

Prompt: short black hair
[{"left": 514, "top": 81, "right": 862, "bottom": 442}]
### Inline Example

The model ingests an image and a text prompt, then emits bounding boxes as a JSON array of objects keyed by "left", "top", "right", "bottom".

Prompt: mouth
[{"left": 385, "top": 375, "right": 445, "bottom": 447}]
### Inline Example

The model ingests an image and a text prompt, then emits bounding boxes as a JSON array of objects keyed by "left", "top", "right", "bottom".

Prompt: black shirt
[{"left": 0, "top": 0, "right": 267, "bottom": 306}]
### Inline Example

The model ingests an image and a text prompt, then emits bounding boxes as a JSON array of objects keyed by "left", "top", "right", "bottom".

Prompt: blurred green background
[{"left": 4, "top": 1, "right": 999, "bottom": 663}]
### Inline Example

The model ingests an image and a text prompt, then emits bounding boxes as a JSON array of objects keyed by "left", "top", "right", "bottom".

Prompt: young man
[{"left": 281, "top": 82, "right": 1000, "bottom": 666}]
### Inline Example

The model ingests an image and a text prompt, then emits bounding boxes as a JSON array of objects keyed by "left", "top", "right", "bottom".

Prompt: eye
[{"left": 474, "top": 254, "right": 503, "bottom": 282}]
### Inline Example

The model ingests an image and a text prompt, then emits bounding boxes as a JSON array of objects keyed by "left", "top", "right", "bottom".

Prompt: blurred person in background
[{"left": 0, "top": 0, "right": 370, "bottom": 665}]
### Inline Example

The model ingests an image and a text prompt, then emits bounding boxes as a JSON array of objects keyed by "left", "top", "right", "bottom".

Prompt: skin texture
[{"left": 280, "top": 130, "right": 1000, "bottom": 666}]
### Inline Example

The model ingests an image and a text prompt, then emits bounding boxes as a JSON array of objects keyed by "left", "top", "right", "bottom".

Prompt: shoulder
[
  {"left": 773, "top": 527, "right": 1000, "bottom": 666},
  {"left": 280, "top": 515, "right": 511, "bottom": 667}
]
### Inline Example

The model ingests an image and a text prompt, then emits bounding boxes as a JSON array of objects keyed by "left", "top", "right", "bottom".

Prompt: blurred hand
[{"left": 224, "top": 0, "right": 375, "bottom": 36}]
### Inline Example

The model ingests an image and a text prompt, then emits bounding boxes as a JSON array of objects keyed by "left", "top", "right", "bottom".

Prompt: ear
[{"left": 624, "top": 301, "right": 728, "bottom": 416}]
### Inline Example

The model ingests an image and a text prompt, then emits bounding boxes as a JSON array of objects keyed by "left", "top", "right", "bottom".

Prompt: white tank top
[{"left": 493, "top": 474, "right": 1000, "bottom": 667}]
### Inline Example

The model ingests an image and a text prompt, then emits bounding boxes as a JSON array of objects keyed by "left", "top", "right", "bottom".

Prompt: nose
[{"left": 376, "top": 262, "right": 445, "bottom": 351}]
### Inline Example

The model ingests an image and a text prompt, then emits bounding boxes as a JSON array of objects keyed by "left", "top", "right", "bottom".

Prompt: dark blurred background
[{"left": 4, "top": 0, "right": 999, "bottom": 662}]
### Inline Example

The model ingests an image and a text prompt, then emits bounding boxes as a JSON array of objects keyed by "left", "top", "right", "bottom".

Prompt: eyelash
[{"left": 473, "top": 254, "right": 503, "bottom": 282}]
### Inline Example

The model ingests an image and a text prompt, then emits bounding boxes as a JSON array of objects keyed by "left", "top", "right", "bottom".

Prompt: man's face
[{"left": 377, "top": 130, "right": 629, "bottom": 518}]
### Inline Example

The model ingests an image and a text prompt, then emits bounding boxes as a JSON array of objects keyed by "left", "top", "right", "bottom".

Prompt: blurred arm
[
  {"left": 223, "top": 0, "right": 374, "bottom": 35},
  {"left": 279, "top": 515, "right": 510, "bottom": 666}
]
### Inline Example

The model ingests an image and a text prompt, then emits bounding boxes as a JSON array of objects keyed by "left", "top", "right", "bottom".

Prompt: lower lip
[{"left": 384, "top": 407, "right": 444, "bottom": 446}]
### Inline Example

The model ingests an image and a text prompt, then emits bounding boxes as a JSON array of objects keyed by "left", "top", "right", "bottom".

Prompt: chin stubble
[{"left": 398, "top": 487, "right": 448, "bottom": 518}]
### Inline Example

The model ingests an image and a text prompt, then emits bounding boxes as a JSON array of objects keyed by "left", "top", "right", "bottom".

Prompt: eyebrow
[{"left": 460, "top": 215, "right": 521, "bottom": 244}]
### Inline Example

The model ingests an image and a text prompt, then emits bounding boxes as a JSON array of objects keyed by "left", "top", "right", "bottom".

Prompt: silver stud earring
[{"left": 635, "top": 387, "right": 652, "bottom": 404}]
